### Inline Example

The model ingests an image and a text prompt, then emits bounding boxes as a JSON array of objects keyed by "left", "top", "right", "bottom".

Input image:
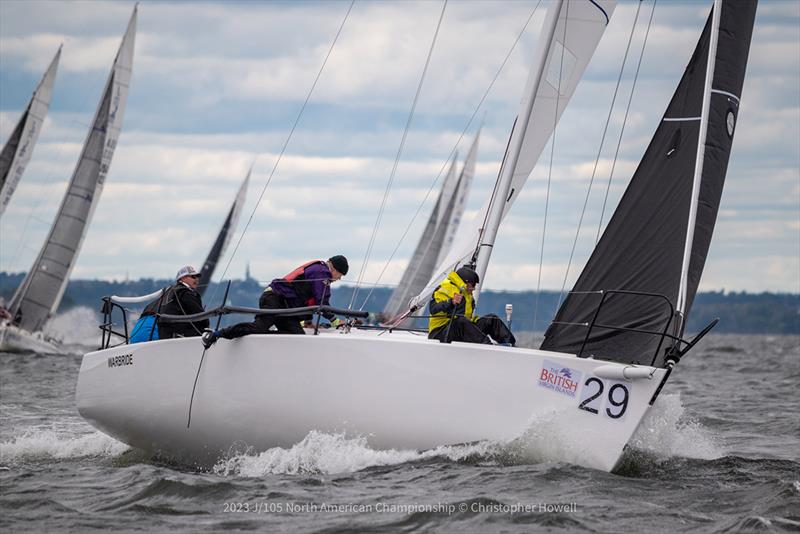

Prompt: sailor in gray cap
[{"left": 155, "top": 265, "right": 209, "bottom": 339}]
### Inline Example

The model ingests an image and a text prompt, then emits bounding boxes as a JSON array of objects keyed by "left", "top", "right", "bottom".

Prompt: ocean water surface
[{"left": 1, "top": 312, "right": 798, "bottom": 532}]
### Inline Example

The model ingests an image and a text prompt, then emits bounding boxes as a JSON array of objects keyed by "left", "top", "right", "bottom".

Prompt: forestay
[
  {"left": 410, "top": 0, "right": 617, "bottom": 310},
  {"left": 541, "top": 0, "right": 757, "bottom": 367},
  {"left": 0, "top": 47, "right": 61, "bottom": 217},
  {"left": 8, "top": 9, "right": 137, "bottom": 333}
]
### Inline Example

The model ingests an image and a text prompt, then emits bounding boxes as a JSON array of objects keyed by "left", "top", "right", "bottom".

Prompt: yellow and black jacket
[{"left": 428, "top": 271, "right": 478, "bottom": 332}]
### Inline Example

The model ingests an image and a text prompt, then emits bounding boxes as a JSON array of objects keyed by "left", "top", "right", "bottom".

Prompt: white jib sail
[{"left": 409, "top": 0, "right": 617, "bottom": 310}]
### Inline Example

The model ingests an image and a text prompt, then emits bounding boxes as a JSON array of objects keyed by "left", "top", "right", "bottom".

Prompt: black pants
[
  {"left": 429, "top": 314, "right": 515, "bottom": 345},
  {"left": 218, "top": 291, "right": 305, "bottom": 339}
]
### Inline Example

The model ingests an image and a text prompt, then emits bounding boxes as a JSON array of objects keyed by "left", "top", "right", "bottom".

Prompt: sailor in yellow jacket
[{"left": 428, "top": 266, "right": 515, "bottom": 346}]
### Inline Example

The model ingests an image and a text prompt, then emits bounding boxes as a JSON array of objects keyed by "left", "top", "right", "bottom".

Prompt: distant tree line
[{"left": 1, "top": 272, "right": 798, "bottom": 335}]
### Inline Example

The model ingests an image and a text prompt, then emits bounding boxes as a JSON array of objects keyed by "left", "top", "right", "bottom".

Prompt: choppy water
[{"left": 1, "top": 312, "right": 798, "bottom": 532}]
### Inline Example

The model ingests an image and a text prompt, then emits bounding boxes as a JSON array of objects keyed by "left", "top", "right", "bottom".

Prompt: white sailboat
[
  {"left": 0, "top": 47, "right": 61, "bottom": 218},
  {"left": 0, "top": 9, "right": 137, "bottom": 353},
  {"left": 76, "top": 0, "right": 756, "bottom": 473}
]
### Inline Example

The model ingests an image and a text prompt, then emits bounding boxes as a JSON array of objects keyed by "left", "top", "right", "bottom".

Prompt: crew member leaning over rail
[
  {"left": 428, "top": 266, "right": 515, "bottom": 346},
  {"left": 201, "top": 255, "right": 349, "bottom": 348}
]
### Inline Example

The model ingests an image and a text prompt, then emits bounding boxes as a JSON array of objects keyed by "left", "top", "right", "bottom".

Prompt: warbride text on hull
[{"left": 76, "top": 0, "right": 756, "bottom": 472}]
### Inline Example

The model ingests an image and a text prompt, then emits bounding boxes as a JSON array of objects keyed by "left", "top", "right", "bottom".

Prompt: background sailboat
[
  {"left": 0, "top": 8, "right": 137, "bottom": 352},
  {"left": 0, "top": 47, "right": 61, "bottom": 218},
  {"left": 382, "top": 130, "right": 479, "bottom": 322},
  {"left": 197, "top": 170, "right": 250, "bottom": 297}
]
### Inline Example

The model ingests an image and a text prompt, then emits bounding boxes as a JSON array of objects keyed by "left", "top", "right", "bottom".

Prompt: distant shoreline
[{"left": 1, "top": 272, "right": 798, "bottom": 335}]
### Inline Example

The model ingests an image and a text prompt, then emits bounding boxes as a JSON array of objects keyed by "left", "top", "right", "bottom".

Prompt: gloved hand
[{"left": 331, "top": 318, "right": 343, "bottom": 329}]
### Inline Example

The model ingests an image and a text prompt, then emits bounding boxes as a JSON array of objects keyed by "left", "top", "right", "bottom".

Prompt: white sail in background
[
  {"left": 382, "top": 153, "right": 460, "bottom": 319},
  {"left": 0, "top": 47, "right": 61, "bottom": 218},
  {"left": 384, "top": 130, "right": 481, "bottom": 320},
  {"left": 8, "top": 8, "right": 137, "bottom": 334},
  {"left": 411, "top": 0, "right": 617, "bottom": 309},
  {"left": 436, "top": 129, "right": 479, "bottom": 266}
]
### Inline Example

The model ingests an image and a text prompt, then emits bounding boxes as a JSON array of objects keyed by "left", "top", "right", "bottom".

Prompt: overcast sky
[{"left": 0, "top": 0, "right": 797, "bottom": 295}]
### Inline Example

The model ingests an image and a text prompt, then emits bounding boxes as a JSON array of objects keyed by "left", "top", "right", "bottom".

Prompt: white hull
[
  {"left": 0, "top": 321, "right": 61, "bottom": 354},
  {"left": 76, "top": 331, "right": 667, "bottom": 472}
]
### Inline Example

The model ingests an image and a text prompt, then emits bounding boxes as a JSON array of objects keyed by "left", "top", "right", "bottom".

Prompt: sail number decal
[{"left": 578, "top": 377, "right": 630, "bottom": 420}]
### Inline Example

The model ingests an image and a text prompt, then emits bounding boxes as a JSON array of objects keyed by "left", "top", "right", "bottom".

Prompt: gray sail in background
[
  {"left": 383, "top": 130, "right": 480, "bottom": 320},
  {"left": 383, "top": 154, "right": 459, "bottom": 320},
  {"left": 541, "top": 1, "right": 756, "bottom": 367},
  {"left": 436, "top": 129, "right": 479, "bottom": 266},
  {"left": 9, "top": 9, "right": 137, "bottom": 333},
  {"left": 0, "top": 47, "right": 61, "bottom": 218},
  {"left": 197, "top": 169, "right": 250, "bottom": 296}
]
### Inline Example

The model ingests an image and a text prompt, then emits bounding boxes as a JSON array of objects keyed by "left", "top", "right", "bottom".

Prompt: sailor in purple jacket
[{"left": 201, "top": 255, "right": 349, "bottom": 347}]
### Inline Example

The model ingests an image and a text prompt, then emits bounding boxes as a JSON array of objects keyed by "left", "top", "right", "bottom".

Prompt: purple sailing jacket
[{"left": 269, "top": 260, "right": 333, "bottom": 310}]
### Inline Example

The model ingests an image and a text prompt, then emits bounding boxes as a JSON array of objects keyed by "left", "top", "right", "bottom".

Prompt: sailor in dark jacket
[
  {"left": 156, "top": 265, "right": 209, "bottom": 338},
  {"left": 201, "top": 255, "right": 349, "bottom": 348}
]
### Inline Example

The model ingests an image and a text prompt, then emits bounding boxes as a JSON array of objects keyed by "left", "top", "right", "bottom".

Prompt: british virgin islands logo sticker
[{"left": 538, "top": 360, "right": 582, "bottom": 398}]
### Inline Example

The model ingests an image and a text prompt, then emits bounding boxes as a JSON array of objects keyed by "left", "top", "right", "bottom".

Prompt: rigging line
[
  {"left": 533, "top": 0, "right": 569, "bottom": 333},
  {"left": 356, "top": 1, "right": 542, "bottom": 311},
  {"left": 596, "top": 0, "right": 657, "bottom": 244},
  {"left": 207, "top": 0, "right": 355, "bottom": 306},
  {"left": 349, "top": 0, "right": 448, "bottom": 310},
  {"left": 557, "top": 0, "right": 645, "bottom": 308}
]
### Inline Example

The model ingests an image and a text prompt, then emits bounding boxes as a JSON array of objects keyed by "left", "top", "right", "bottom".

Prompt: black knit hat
[
  {"left": 456, "top": 266, "right": 479, "bottom": 285},
  {"left": 329, "top": 255, "right": 349, "bottom": 275}
]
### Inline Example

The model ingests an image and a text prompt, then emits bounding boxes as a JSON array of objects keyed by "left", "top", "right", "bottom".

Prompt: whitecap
[
  {"left": 629, "top": 393, "right": 723, "bottom": 460},
  {"left": 0, "top": 429, "right": 129, "bottom": 463}
]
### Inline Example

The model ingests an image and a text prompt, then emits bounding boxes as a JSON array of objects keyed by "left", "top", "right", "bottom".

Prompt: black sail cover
[{"left": 541, "top": 1, "right": 756, "bottom": 367}]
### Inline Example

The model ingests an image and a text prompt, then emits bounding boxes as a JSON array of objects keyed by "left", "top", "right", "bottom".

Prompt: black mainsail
[
  {"left": 541, "top": 0, "right": 757, "bottom": 367},
  {"left": 197, "top": 170, "right": 249, "bottom": 296}
]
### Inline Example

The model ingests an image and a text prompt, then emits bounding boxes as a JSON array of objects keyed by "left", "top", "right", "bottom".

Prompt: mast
[
  {"left": 0, "top": 46, "right": 61, "bottom": 218},
  {"left": 8, "top": 8, "right": 137, "bottom": 333},
  {"left": 472, "top": 0, "right": 564, "bottom": 292},
  {"left": 675, "top": 0, "right": 722, "bottom": 336}
]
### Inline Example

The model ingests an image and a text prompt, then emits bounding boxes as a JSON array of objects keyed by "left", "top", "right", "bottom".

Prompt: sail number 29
[{"left": 578, "top": 377, "right": 630, "bottom": 420}]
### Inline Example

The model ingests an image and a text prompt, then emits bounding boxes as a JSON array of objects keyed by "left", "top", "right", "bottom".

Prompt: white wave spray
[
  {"left": 214, "top": 393, "right": 721, "bottom": 477},
  {"left": 43, "top": 306, "right": 101, "bottom": 349},
  {"left": 0, "top": 428, "right": 129, "bottom": 464}
]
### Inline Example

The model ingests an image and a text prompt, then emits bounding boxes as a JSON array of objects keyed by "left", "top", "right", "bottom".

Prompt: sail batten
[
  {"left": 541, "top": 0, "right": 757, "bottom": 367},
  {"left": 8, "top": 9, "right": 136, "bottom": 333}
]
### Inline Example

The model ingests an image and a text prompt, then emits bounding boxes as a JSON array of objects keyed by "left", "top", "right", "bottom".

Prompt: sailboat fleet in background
[
  {"left": 382, "top": 130, "right": 479, "bottom": 323},
  {"left": 0, "top": 8, "right": 138, "bottom": 353},
  {"left": 76, "top": 0, "right": 756, "bottom": 473}
]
